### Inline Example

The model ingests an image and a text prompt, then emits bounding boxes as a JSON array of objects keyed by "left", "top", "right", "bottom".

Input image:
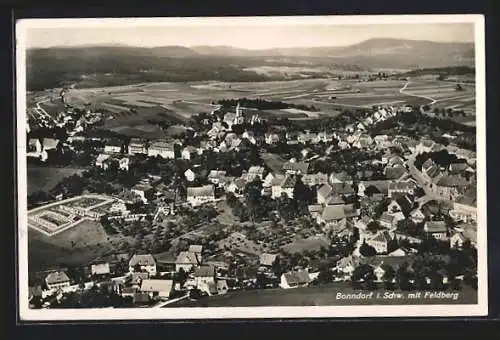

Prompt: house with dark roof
[
  {"left": 280, "top": 269, "right": 311, "bottom": 289},
  {"left": 379, "top": 212, "right": 397, "bottom": 229},
  {"left": 424, "top": 221, "right": 448, "bottom": 240},
  {"left": 104, "top": 139, "right": 123, "bottom": 154},
  {"left": 432, "top": 175, "right": 469, "bottom": 200},
  {"left": 329, "top": 171, "right": 353, "bottom": 184},
  {"left": 194, "top": 265, "right": 216, "bottom": 291},
  {"left": 129, "top": 254, "right": 157, "bottom": 276},
  {"left": 317, "top": 204, "right": 360, "bottom": 227}
]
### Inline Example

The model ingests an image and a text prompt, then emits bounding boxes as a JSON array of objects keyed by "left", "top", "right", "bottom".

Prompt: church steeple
[{"left": 236, "top": 102, "right": 242, "bottom": 116}]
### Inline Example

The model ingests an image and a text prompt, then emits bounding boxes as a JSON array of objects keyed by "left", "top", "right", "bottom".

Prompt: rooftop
[
  {"left": 140, "top": 279, "right": 173, "bottom": 293},
  {"left": 129, "top": 254, "right": 156, "bottom": 267},
  {"left": 187, "top": 185, "right": 215, "bottom": 197},
  {"left": 46, "top": 271, "right": 70, "bottom": 284},
  {"left": 194, "top": 265, "right": 215, "bottom": 278}
]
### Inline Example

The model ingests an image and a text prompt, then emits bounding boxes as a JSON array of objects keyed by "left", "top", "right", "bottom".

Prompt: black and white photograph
[{"left": 16, "top": 14, "right": 487, "bottom": 320}]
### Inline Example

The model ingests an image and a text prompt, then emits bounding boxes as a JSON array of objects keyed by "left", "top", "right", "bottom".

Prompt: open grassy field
[
  {"left": 27, "top": 219, "right": 116, "bottom": 273},
  {"left": 167, "top": 283, "right": 477, "bottom": 307},
  {"left": 27, "top": 166, "right": 86, "bottom": 195}
]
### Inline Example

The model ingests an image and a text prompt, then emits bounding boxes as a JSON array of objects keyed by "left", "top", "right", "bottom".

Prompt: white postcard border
[{"left": 16, "top": 14, "right": 488, "bottom": 321}]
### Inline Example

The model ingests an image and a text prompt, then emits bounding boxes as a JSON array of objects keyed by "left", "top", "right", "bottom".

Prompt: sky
[{"left": 21, "top": 20, "right": 475, "bottom": 49}]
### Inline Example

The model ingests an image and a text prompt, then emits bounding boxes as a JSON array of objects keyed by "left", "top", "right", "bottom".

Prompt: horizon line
[{"left": 27, "top": 36, "right": 475, "bottom": 50}]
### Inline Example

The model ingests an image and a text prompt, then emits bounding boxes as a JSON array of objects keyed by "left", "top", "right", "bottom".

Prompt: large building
[
  {"left": 148, "top": 140, "right": 175, "bottom": 159},
  {"left": 129, "top": 254, "right": 157, "bottom": 276}
]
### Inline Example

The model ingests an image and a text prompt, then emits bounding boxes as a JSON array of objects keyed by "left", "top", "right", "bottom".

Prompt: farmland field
[
  {"left": 53, "top": 78, "right": 476, "bottom": 130},
  {"left": 27, "top": 166, "right": 86, "bottom": 195}
]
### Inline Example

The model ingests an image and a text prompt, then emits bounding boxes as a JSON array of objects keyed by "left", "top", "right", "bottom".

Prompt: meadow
[{"left": 27, "top": 166, "right": 86, "bottom": 195}]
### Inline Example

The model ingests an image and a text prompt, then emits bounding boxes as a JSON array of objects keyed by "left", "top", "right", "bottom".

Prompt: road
[{"left": 399, "top": 81, "right": 437, "bottom": 105}]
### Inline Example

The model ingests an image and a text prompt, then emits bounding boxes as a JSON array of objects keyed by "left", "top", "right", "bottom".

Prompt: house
[
  {"left": 104, "top": 139, "right": 123, "bottom": 153},
  {"left": 388, "top": 181, "right": 414, "bottom": 198},
  {"left": 317, "top": 204, "right": 359, "bottom": 226},
  {"left": 387, "top": 155, "right": 405, "bottom": 168},
  {"left": 271, "top": 175, "right": 296, "bottom": 199},
  {"left": 140, "top": 279, "right": 174, "bottom": 299},
  {"left": 308, "top": 204, "right": 323, "bottom": 219},
  {"left": 128, "top": 138, "right": 148, "bottom": 155},
  {"left": 352, "top": 135, "right": 373, "bottom": 149},
  {"left": 432, "top": 175, "right": 468, "bottom": 200},
  {"left": 329, "top": 171, "right": 353, "bottom": 184},
  {"left": 207, "top": 170, "right": 227, "bottom": 185},
  {"left": 282, "top": 161, "right": 310, "bottom": 175},
  {"left": 387, "top": 195, "right": 413, "bottom": 216},
  {"left": 148, "top": 140, "right": 175, "bottom": 159},
  {"left": 379, "top": 212, "right": 397, "bottom": 229},
  {"left": 227, "top": 178, "right": 247, "bottom": 196},
  {"left": 422, "top": 163, "right": 443, "bottom": 184},
  {"left": 95, "top": 153, "right": 112, "bottom": 168},
  {"left": 260, "top": 253, "right": 277, "bottom": 267},
  {"left": 188, "top": 245, "right": 203, "bottom": 263},
  {"left": 424, "top": 221, "right": 448, "bottom": 240},
  {"left": 365, "top": 231, "right": 392, "bottom": 254},
  {"left": 385, "top": 166, "right": 408, "bottom": 181},
  {"left": 247, "top": 166, "right": 266, "bottom": 181},
  {"left": 450, "top": 194, "right": 477, "bottom": 222},
  {"left": 129, "top": 254, "right": 157, "bottom": 276},
  {"left": 194, "top": 265, "right": 216, "bottom": 288},
  {"left": 184, "top": 169, "right": 196, "bottom": 182},
  {"left": 301, "top": 148, "right": 313, "bottom": 159},
  {"left": 317, "top": 183, "right": 333, "bottom": 205},
  {"left": 216, "top": 280, "right": 229, "bottom": 295},
  {"left": 415, "top": 139, "right": 435, "bottom": 154},
  {"left": 449, "top": 232, "right": 468, "bottom": 249},
  {"left": 355, "top": 216, "right": 373, "bottom": 232},
  {"left": 410, "top": 208, "right": 427, "bottom": 223},
  {"left": 45, "top": 271, "right": 71, "bottom": 290},
  {"left": 336, "top": 255, "right": 360, "bottom": 277},
  {"left": 175, "top": 251, "right": 200, "bottom": 272},
  {"left": 317, "top": 132, "right": 334, "bottom": 142},
  {"left": 388, "top": 248, "right": 409, "bottom": 257},
  {"left": 181, "top": 146, "right": 198, "bottom": 160},
  {"left": 448, "top": 162, "right": 474, "bottom": 174},
  {"left": 186, "top": 185, "right": 216, "bottom": 206},
  {"left": 265, "top": 133, "right": 281, "bottom": 145},
  {"left": 131, "top": 183, "right": 154, "bottom": 203},
  {"left": 297, "top": 132, "right": 317, "bottom": 144},
  {"left": 119, "top": 157, "right": 130, "bottom": 171},
  {"left": 91, "top": 262, "right": 111, "bottom": 276},
  {"left": 279, "top": 270, "right": 311, "bottom": 289}
]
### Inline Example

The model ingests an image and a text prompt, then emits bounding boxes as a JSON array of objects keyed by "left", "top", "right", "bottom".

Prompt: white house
[
  {"left": 45, "top": 271, "right": 71, "bottom": 290},
  {"left": 131, "top": 183, "right": 154, "bottom": 203},
  {"left": 104, "top": 139, "right": 122, "bottom": 154},
  {"left": 184, "top": 169, "right": 196, "bottom": 182},
  {"left": 176, "top": 251, "right": 200, "bottom": 272},
  {"left": 129, "top": 254, "right": 157, "bottom": 276},
  {"left": 148, "top": 140, "right": 175, "bottom": 159},
  {"left": 95, "top": 153, "right": 112, "bottom": 168},
  {"left": 424, "top": 221, "right": 448, "bottom": 240},
  {"left": 187, "top": 185, "right": 216, "bottom": 206},
  {"left": 128, "top": 138, "right": 148, "bottom": 155},
  {"left": 181, "top": 146, "right": 197, "bottom": 160},
  {"left": 279, "top": 270, "right": 311, "bottom": 289},
  {"left": 140, "top": 279, "right": 174, "bottom": 299},
  {"left": 365, "top": 231, "right": 392, "bottom": 254},
  {"left": 119, "top": 157, "right": 130, "bottom": 171}
]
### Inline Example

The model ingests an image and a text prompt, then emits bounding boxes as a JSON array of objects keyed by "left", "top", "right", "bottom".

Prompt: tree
[
  {"left": 359, "top": 241, "right": 377, "bottom": 257},
  {"left": 366, "top": 221, "right": 381, "bottom": 233},
  {"left": 382, "top": 265, "right": 396, "bottom": 289}
]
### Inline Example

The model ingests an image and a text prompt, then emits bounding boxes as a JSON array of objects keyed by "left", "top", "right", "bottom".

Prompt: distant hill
[
  {"left": 191, "top": 38, "right": 475, "bottom": 68},
  {"left": 25, "top": 38, "right": 475, "bottom": 90}
]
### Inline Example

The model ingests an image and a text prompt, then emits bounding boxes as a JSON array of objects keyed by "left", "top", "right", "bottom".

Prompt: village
[{"left": 27, "top": 97, "right": 478, "bottom": 309}]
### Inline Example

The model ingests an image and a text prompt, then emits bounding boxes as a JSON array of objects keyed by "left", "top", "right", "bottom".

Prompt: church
[{"left": 222, "top": 102, "right": 245, "bottom": 130}]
